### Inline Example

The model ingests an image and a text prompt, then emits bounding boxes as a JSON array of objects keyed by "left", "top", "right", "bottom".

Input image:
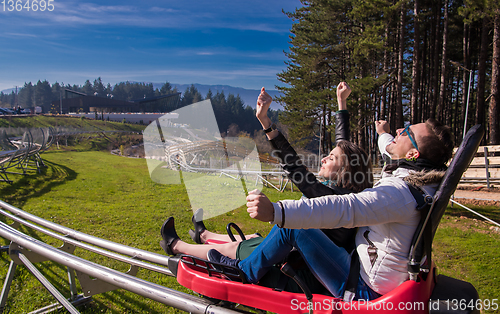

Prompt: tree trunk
[
  {"left": 321, "top": 103, "right": 328, "bottom": 156},
  {"left": 396, "top": 2, "right": 405, "bottom": 128},
  {"left": 389, "top": 80, "right": 397, "bottom": 135},
  {"left": 358, "top": 104, "right": 365, "bottom": 149},
  {"left": 444, "top": 71, "right": 455, "bottom": 127},
  {"left": 430, "top": 0, "right": 442, "bottom": 120},
  {"left": 326, "top": 110, "right": 333, "bottom": 153},
  {"left": 381, "top": 26, "right": 389, "bottom": 120},
  {"left": 411, "top": 0, "right": 421, "bottom": 124},
  {"left": 437, "top": 0, "right": 449, "bottom": 121},
  {"left": 476, "top": 17, "right": 489, "bottom": 135},
  {"left": 454, "top": 69, "right": 461, "bottom": 139},
  {"left": 489, "top": 10, "right": 500, "bottom": 144},
  {"left": 461, "top": 23, "right": 471, "bottom": 139},
  {"left": 420, "top": 27, "right": 429, "bottom": 121}
]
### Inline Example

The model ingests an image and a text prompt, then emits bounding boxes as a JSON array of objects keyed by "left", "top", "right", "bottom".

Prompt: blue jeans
[{"left": 238, "top": 226, "right": 380, "bottom": 300}]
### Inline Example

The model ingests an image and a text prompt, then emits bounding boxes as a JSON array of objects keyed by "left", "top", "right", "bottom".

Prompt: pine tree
[
  {"left": 18, "top": 82, "right": 34, "bottom": 107},
  {"left": 181, "top": 84, "right": 203, "bottom": 107},
  {"left": 277, "top": 0, "right": 348, "bottom": 154},
  {"left": 490, "top": 6, "right": 500, "bottom": 144},
  {"left": 160, "top": 81, "right": 173, "bottom": 95},
  {"left": 93, "top": 77, "right": 106, "bottom": 97},
  {"left": 278, "top": 0, "right": 390, "bottom": 153},
  {"left": 35, "top": 80, "right": 53, "bottom": 112},
  {"left": 82, "top": 80, "right": 93, "bottom": 95},
  {"left": 105, "top": 83, "right": 112, "bottom": 98},
  {"left": 205, "top": 89, "right": 213, "bottom": 100}
]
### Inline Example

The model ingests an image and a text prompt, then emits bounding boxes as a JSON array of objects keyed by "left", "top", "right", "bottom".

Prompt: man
[{"left": 208, "top": 119, "right": 453, "bottom": 301}]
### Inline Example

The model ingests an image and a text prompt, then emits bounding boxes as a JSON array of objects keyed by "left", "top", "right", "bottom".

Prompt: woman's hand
[
  {"left": 336, "top": 82, "right": 351, "bottom": 110},
  {"left": 256, "top": 87, "right": 273, "bottom": 122}
]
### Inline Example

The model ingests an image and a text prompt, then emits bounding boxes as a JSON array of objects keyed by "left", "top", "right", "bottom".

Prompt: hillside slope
[{"left": 0, "top": 115, "right": 146, "bottom": 133}]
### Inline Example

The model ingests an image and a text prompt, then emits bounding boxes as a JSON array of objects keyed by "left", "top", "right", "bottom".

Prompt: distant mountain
[
  {"left": 1, "top": 83, "right": 284, "bottom": 111},
  {"left": 1, "top": 88, "right": 16, "bottom": 95},
  {"left": 154, "top": 83, "right": 284, "bottom": 111}
]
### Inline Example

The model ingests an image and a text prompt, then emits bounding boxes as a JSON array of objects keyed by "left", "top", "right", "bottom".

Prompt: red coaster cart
[{"left": 168, "top": 125, "right": 484, "bottom": 314}]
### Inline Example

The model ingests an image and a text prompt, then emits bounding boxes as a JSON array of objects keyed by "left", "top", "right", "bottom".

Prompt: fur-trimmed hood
[{"left": 403, "top": 169, "right": 446, "bottom": 187}]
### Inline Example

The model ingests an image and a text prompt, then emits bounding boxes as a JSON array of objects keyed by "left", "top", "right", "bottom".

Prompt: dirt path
[{"left": 452, "top": 186, "right": 500, "bottom": 207}]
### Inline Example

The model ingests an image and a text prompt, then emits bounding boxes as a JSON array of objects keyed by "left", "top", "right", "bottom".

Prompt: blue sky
[{"left": 0, "top": 0, "right": 302, "bottom": 92}]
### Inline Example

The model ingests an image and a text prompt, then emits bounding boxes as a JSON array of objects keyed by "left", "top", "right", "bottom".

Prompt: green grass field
[
  {"left": 0, "top": 148, "right": 499, "bottom": 313},
  {"left": 0, "top": 115, "right": 145, "bottom": 133}
]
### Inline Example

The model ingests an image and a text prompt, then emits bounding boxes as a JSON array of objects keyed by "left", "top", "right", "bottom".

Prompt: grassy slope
[{"left": 0, "top": 115, "right": 145, "bottom": 132}]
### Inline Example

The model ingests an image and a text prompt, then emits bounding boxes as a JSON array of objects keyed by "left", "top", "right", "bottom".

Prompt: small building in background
[{"left": 50, "top": 89, "right": 181, "bottom": 115}]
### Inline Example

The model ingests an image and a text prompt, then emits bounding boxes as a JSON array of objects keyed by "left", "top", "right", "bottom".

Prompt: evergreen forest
[
  {"left": 0, "top": 79, "right": 279, "bottom": 138},
  {"left": 277, "top": 0, "right": 499, "bottom": 157}
]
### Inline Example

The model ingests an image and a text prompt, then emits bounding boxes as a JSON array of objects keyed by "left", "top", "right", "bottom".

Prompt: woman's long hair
[{"left": 335, "top": 140, "right": 373, "bottom": 193}]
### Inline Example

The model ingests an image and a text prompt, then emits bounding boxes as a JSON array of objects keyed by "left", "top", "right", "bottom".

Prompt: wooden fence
[{"left": 457, "top": 145, "right": 500, "bottom": 187}]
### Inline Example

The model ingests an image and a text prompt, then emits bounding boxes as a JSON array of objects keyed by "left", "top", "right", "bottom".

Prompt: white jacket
[{"left": 270, "top": 133, "right": 436, "bottom": 295}]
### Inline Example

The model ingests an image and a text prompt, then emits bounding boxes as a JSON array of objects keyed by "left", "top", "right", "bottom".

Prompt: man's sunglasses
[{"left": 400, "top": 125, "right": 419, "bottom": 151}]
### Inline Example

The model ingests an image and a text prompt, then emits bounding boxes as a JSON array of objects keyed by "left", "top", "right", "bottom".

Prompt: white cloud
[
  {"left": 4, "top": 33, "right": 38, "bottom": 38},
  {"left": 149, "top": 7, "right": 177, "bottom": 13},
  {"left": 78, "top": 3, "right": 135, "bottom": 13},
  {"left": 126, "top": 46, "right": 285, "bottom": 61}
]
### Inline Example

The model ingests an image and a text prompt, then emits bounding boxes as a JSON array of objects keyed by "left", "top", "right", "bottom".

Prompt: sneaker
[{"left": 207, "top": 249, "right": 241, "bottom": 276}]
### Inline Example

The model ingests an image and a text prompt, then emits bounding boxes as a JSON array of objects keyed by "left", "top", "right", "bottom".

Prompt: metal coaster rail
[
  {"left": 162, "top": 139, "right": 295, "bottom": 192},
  {"left": 0, "top": 200, "right": 240, "bottom": 314}
]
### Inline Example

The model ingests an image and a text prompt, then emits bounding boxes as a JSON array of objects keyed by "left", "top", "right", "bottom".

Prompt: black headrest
[{"left": 430, "top": 124, "right": 485, "bottom": 236}]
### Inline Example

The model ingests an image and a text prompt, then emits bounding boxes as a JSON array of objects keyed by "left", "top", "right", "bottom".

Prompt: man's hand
[
  {"left": 256, "top": 87, "right": 273, "bottom": 122},
  {"left": 246, "top": 189, "right": 275, "bottom": 222},
  {"left": 336, "top": 82, "right": 351, "bottom": 110},
  {"left": 375, "top": 120, "right": 390, "bottom": 135}
]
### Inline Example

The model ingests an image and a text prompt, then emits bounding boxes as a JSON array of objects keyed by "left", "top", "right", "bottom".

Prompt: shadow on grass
[
  {"left": 0, "top": 159, "right": 78, "bottom": 249},
  {"left": 0, "top": 159, "right": 77, "bottom": 208}
]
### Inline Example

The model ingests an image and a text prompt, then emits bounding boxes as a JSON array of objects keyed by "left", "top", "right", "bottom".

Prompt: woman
[{"left": 160, "top": 82, "right": 373, "bottom": 292}]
